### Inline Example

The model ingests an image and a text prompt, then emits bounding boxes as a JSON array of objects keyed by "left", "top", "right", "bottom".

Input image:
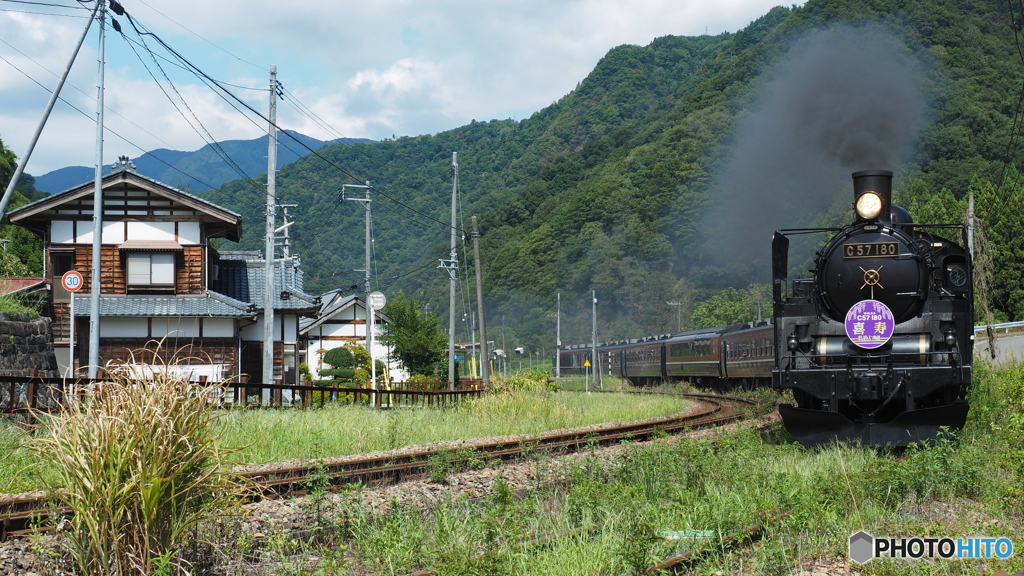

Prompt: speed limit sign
[{"left": 61, "top": 270, "right": 84, "bottom": 292}]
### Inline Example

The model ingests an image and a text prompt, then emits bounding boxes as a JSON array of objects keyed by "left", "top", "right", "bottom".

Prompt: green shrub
[
  {"left": 320, "top": 368, "right": 356, "bottom": 379},
  {"left": 26, "top": 363, "right": 248, "bottom": 575},
  {"left": 492, "top": 371, "right": 558, "bottom": 393}
]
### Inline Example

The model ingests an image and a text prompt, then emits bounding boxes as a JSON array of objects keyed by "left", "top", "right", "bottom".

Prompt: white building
[{"left": 300, "top": 289, "right": 407, "bottom": 383}]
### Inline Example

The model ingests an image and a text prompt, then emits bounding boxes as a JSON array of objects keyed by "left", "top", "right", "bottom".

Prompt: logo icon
[{"left": 849, "top": 530, "right": 874, "bottom": 565}]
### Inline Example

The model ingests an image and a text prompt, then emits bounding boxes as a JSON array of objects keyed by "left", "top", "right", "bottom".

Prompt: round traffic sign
[
  {"left": 369, "top": 291, "right": 387, "bottom": 310},
  {"left": 61, "top": 270, "right": 84, "bottom": 292}
]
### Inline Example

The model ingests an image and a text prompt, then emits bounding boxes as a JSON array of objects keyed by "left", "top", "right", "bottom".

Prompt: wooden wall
[{"left": 65, "top": 245, "right": 204, "bottom": 295}]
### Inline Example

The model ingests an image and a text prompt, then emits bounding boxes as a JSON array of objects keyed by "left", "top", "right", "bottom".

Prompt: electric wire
[
  {"left": 115, "top": 14, "right": 266, "bottom": 193},
  {"left": 132, "top": 0, "right": 267, "bottom": 72},
  {"left": 0, "top": 46, "right": 221, "bottom": 191},
  {"left": 0, "top": 7, "right": 87, "bottom": 15},
  {"left": 996, "top": 0, "right": 1024, "bottom": 192},
  {"left": 0, "top": 0, "right": 88, "bottom": 9},
  {"left": 8, "top": 0, "right": 466, "bottom": 295},
  {"left": 118, "top": 13, "right": 457, "bottom": 230}
]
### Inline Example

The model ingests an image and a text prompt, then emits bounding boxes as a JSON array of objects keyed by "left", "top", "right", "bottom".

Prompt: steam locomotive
[{"left": 559, "top": 171, "right": 973, "bottom": 446}]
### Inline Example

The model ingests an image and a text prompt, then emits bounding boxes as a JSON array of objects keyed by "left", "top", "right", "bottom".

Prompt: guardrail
[{"left": 974, "top": 321, "right": 1024, "bottom": 336}]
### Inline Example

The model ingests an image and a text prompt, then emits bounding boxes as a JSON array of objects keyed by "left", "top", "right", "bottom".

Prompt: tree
[
  {"left": 691, "top": 287, "right": 762, "bottom": 329},
  {"left": 323, "top": 346, "right": 356, "bottom": 369},
  {"left": 379, "top": 292, "right": 447, "bottom": 378}
]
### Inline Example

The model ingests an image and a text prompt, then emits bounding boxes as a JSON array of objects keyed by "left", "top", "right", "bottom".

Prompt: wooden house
[{"left": 7, "top": 157, "right": 318, "bottom": 383}]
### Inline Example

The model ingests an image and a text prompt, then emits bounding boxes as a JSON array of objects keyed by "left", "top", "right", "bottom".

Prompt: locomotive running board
[{"left": 778, "top": 400, "right": 969, "bottom": 447}]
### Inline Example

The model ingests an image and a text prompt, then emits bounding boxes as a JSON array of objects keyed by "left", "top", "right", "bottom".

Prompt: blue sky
[{"left": 0, "top": 0, "right": 795, "bottom": 175}]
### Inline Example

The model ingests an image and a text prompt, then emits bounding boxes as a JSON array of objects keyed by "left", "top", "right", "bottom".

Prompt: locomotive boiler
[{"left": 771, "top": 170, "right": 973, "bottom": 446}]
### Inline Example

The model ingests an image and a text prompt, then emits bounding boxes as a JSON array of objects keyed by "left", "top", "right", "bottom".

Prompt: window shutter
[
  {"left": 127, "top": 253, "right": 150, "bottom": 285},
  {"left": 151, "top": 253, "right": 175, "bottom": 284}
]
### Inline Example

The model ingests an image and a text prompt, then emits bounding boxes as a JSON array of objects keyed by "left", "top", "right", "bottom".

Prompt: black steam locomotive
[
  {"left": 559, "top": 170, "right": 973, "bottom": 447},
  {"left": 772, "top": 170, "right": 972, "bottom": 445}
]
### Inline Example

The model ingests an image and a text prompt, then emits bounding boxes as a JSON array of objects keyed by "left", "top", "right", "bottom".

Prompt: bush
[
  {"left": 323, "top": 346, "right": 357, "bottom": 369},
  {"left": 26, "top": 365, "right": 248, "bottom": 575},
  {"left": 492, "top": 370, "right": 559, "bottom": 394},
  {"left": 320, "top": 368, "right": 356, "bottom": 379}
]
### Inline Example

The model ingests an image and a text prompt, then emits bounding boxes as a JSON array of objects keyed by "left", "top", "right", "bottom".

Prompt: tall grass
[
  {"left": 213, "top": 390, "right": 691, "bottom": 463},
  {"left": 25, "top": 372, "right": 247, "bottom": 575}
]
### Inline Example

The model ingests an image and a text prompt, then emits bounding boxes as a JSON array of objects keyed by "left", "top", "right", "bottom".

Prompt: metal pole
[
  {"left": 667, "top": 301, "right": 681, "bottom": 333},
  {"left": 471, "top": 216, "right": 489, "bottom": 386},
  {"left": 365, "top": 182, "right": 375, "bottom": 403},
  {"left": 0, "top": 2, "right": 99, "bottom": 217},
  {"left": 87, "top": 2, "right": 107, "bottom": 379},
  {"left": 447, "top": 153, "right": 458, "bottom": 389},
  {"left": 556, "top": 293, "right": 561, "bottom": 379},
  {"left": 262, "top": 66, "right": 278, "bottom": 403},
  {"left": 968, "top": 189, "right": 975, "bottom": 259},
  {"left": 69, "top": 292, "right": 74, "bottom": 378},
  {"left": 592, "top": 290, "right": 600, "bottom": 390}
]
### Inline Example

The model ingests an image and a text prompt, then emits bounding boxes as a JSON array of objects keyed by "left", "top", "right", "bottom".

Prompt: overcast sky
[{"left": 0, "top": 0, "right": 795, "bottom": 176}]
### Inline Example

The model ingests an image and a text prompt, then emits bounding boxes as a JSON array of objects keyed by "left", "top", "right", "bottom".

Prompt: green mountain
[{"left": 204, "top": 0, "right": 1024, "bottom": 352}]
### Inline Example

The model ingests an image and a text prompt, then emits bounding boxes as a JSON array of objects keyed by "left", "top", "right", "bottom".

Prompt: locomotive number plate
[{"left": 843, "top": 242, "right": 899, "bottom": 259}]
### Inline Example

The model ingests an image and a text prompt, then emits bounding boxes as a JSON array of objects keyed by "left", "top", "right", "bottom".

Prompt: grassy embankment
[
  {"left": 267, "top": 366, "right": 1022, "bottom": 576},
  {"left": 0, "top": 375, "right": 690, "bottom": 492}
]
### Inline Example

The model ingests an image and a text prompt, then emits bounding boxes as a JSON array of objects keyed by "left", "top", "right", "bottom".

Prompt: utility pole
[
  {"left": 667, "top": 301, "right": 681, "bottom": 333},
  {"left": 471, "top": 216, "right": 489, "bottom": 386},
  {"left": 87, "top": 1, "right": 107, "bottom": 378},
  {"left": 277, "top": 204, "right": 297, "bottom": 260},
  {"left": 342, "top": 182, "right": 374, "bottom": 397},
  {"left": 556, "top": 293, "right": 561, "bottom": 379},
  {"left": 438, "top": 152, "right": 459, "bottom": 390},
  {"left": 262, "top": 65, "right": 279, "bottom": 401},
  {"left": 592, "top": 290, "right": 600, "bottom": 390},
  {"left": 968, "top": 190, "right": 975, "bottom": 259},
  {"left": 0, "top": 2, "right": 99, "bottom": 218}
]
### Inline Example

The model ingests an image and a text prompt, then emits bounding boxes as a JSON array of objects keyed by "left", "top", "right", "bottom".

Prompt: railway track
[{"left": 0, "top": 393, "right": 758, "bottom": 541}]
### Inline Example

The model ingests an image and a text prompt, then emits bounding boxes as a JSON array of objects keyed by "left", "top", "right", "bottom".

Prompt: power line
[
  {"left": 132, "top": 0, "right": 267, "bottom": 72},
  {"left": 0, "top": 46, "right": 221, "bottom": 191},
  {"left": 0, "top": 0, "right": 88, "bottom": 9}
]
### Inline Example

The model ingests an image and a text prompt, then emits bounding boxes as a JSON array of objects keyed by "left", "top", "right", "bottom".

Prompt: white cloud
[{"left": 1, "top": 0, "right": 797, "bottom": 174}]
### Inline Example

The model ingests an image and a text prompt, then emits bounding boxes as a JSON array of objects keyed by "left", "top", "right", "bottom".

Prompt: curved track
[{"left": 0, "top": 393, "right": 757, "bottom": 540}]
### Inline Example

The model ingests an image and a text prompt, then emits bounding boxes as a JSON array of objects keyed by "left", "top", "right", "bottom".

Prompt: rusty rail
[{"left": 0, "top": 393, "right": 756, "bottom": 541}]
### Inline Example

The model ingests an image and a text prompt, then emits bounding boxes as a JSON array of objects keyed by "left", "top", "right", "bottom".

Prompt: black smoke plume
[{"left": 701, "top": 24, "right": 927, "bottom": 281}]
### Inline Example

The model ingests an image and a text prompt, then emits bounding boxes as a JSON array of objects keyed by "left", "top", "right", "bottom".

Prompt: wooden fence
[{"left": 0, "top": 374, "right": 485, "bottom": 414}]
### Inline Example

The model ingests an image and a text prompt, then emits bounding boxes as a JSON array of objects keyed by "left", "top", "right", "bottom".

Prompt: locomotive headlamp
[{"left": 856, "top": 192, "right": 884, "bottom": 220}]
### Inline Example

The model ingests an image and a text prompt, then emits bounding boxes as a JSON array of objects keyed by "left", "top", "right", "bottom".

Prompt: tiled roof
[
  {"left": 0, "top": 278, "right": 47, "bottom": 294},
  {"left": 70, "top": 292, "right": 255, "bottom": 317},
  {"left": 211, "top": 257, "right": 319, "bottom": 313},
  {"left": 299, "top": 292, "right": 358, "bottom": 333}
]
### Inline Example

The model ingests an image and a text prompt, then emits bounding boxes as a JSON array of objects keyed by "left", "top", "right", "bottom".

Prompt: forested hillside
[
  {"left": 204, "top": 11, "right": 787, "bottom": 349},
  {"left": 5, "top": 0, "right": 1017, "bottom": 354},
  {"left": 0, "top": 137, "right": 45, "bottom": 276}
]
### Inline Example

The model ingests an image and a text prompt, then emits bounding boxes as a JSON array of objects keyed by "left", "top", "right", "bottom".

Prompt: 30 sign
[{"left": 61, "top": 270, "right": 84, "bottom": 292}]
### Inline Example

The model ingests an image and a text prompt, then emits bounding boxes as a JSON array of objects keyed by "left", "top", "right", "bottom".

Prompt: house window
[{"left": 127, "top": 252, "right": 175, "bottom": 286}]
